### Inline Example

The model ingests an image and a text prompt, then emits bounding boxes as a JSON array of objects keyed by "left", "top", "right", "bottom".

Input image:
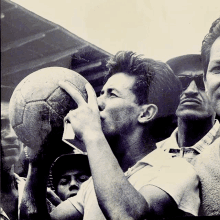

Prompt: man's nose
[
  {"left": 97, "top": 96, "right": 105, "bottom": 111},
  {"left": 4, "top": 125, "right": 18, "bottom": 142},
  {"left": 69, "top": 178, "right": 79, "bottom": 189},
  {"left": 183, "top": 80, "right": 199, "bottom": 95}
]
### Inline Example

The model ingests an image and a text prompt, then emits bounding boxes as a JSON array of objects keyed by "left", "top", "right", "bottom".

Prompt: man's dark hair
[
  {"left": 105, "top": 51, "right": 182, "bottom": 119},
  {"left": 201, "top": 17, "right": 220, "bottom": 78}
]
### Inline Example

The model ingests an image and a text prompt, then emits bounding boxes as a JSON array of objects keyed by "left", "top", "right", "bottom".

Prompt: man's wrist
[{"left": 82, "top": 129, "right": 106, "bottom": 147}]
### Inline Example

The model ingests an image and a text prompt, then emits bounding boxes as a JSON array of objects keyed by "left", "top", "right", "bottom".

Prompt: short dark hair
[
  {"left": 201, "top": 17, "right": 220, "bottom": 78},
  {"left": 49, "top": 154, "right": 91, "bottom": 191},
  {"left": 105, "top": 51, "right": 182, "bottom": 118}
]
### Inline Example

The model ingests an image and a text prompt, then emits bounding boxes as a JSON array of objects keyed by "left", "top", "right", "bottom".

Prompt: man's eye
[
  {"left": 214, "top": 70, "right": 220, "bottom": 74},
  {"left": 110, "top": 93, "right": 117, "bottom": 97},
  {"left": 59, "top": 179, "right": 69, "bottom": 185},
  {"left": 210, "top": 66, "right": 220, "bottom": 74},
  {"left": 78, "top": 175, "right": 89, "bottom": 182},
  {"left": 212, "top": 70, "right": 220, "bottom": 74},
  {"left": 99, "top": 91, "right": 104, "bottom": 96}
]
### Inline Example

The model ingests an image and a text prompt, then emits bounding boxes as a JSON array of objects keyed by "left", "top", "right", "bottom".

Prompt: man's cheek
[
  {"left": 57, "top": 187, "right": 66, "bottom": 197},
  {"left": 111, "top": 113, "right": 126, "bottom": 122},
  {"left": 109, "top": 106, "right": 136, "bottom": 122}
]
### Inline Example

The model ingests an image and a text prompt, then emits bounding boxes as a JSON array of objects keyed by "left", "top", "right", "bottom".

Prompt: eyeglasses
[{"left": 178, "top": 74, "right": 205, "bottom": 91}]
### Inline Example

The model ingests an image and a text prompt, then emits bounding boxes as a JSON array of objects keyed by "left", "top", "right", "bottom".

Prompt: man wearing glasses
[{"left": 157, "top": 54, "right": 219, "bottom": 162}]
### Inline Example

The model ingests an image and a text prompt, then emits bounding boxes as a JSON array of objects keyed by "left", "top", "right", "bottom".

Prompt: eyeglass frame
[{"left": 178, "top": 73, "right": 205, "bottom": 91}]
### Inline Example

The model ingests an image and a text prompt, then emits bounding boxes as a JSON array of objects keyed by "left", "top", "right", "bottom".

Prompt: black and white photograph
[{"left": 1, "top": 0, "right": 220, "bottom": 219}]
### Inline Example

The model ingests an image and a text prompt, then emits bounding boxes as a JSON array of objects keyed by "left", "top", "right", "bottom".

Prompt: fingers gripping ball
[{"left": 9, "top": 67, "right": 89, "bottom": 149}]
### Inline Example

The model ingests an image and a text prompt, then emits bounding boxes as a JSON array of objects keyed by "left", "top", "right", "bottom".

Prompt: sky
[{"left": 12, "top": 0, "right": 220, "bottom": 62}]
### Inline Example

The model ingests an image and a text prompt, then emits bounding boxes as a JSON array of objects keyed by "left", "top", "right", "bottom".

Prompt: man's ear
[{"left": 138, "top": 104, "right": 158, "bottom": 124}]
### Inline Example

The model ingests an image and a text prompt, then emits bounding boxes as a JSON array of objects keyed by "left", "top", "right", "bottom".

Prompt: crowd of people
[{"left": 1, "top": 17, "right": 220, "bottom": 220}]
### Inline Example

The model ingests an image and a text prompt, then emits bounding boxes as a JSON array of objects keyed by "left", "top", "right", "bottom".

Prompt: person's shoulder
[
  {"left": 195, "top": 138, "right": 220, "bottom": 160},
  {"left": 191, "top": 138, "right": 220, "bottom": 168},
  {"left": 146, "top": 149, "right": 199, "bottom": 185},
  {"left": 207, "top": 137, "right": 220, "bottom": 150},
  {"left": 142, "top": 152, "right": 200, "bottom": 216},
  {"left": 162, "top": 156, "right": 198, "bottom": 179},
  {"left": 169, "top": 156, "right": 196, "bottom": 169},
  {"left": 145, "top": 148, "right": 196, "bottom": 175}
]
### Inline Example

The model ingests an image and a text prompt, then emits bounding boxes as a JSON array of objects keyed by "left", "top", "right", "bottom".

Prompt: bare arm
[
  {"left": 139, "top": 185, "right": 186, "bottom": 217},
  {"left": 50, "top": 200, "right": 82, "bottom": 220},
  {"left": 84, "top": 132, "right": 149, "bottom": 220},
  {"left": 19, "top": 134, "right": 80, "bottom": 220},
  {"left": 20, "top": 162, "right": 51, "bottom": 220}
]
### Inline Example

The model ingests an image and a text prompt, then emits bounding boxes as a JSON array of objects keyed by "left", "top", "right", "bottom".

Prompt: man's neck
[
  {"left": 177, "top": 116, "right": 215, "bottom": 148},
  {"left": 108, "top": 130, "right": 156, "bottom": 172}
]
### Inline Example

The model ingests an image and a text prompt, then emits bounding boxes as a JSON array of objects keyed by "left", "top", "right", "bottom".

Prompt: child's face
[{"left": 56, "top": 168, "right": 90, "bottom": 201}]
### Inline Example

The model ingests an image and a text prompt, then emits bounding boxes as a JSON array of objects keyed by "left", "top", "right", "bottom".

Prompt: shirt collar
[
  {"left": 192, "top": 119, "right": 220, "bottom": 153},
  {"left": 161, "top": 120, "right": 219, "bottom": 153},
  {"left": 156, "top": 127, "right": 179, "bottom": 150},
  {"left": 138, "top": 148, "right": 173, "bottom": 166},
  {"left": 124, "top": 148, "right": 173, "bottom": 178}
]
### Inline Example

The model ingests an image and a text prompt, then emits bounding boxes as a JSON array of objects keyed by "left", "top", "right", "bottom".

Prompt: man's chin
[
  {"left": 2, "top": 156, "right": 19, "bottom": 169},
  {"left": 177, "top": 111, "right": 211, "bottom": 121},
  {"left": 101, "top": 125, "right": 120, "bottom": 143},
  {"left": 102, "top": 130, "right": 117, "bottom": 140},
  {"left": 101, "top": 126, "right": 112, "bottom": 137}
]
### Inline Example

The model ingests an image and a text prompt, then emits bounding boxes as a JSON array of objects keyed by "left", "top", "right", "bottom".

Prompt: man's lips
[
  {"left": 100, "top": 116, "right": 105, "bottom": 122},
  {"left": 2, "top": 144, "right": 20, "bottom": 150},
  {"left": 2, "top": 144, "right": 20, "bottom": 157},
  {"left": 180, "top": 98, "right": 202, "bottom": 105}
]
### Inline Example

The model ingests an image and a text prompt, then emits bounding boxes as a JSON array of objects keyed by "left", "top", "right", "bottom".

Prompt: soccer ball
[{"left": 9, "top": 67, "right": 88, "bottom": 149}]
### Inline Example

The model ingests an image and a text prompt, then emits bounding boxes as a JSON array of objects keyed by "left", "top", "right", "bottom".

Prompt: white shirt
[{"left": 67, "top": 148, "right": 200, "bottom": 219}]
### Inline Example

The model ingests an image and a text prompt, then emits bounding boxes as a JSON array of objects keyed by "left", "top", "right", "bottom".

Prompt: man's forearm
[
  {"left": 84, "top": 133, "right": 149, "bottom": 220},
  {"left": 20, "top": 163, "right": 51, "bottom": 220}
]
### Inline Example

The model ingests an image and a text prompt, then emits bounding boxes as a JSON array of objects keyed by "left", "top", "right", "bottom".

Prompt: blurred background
[
  {"left": 10, "top": 0, "right": 220, "bottom": 61},
  {"left": 2, "top": 0, "right": 220, "bottom": 100}
]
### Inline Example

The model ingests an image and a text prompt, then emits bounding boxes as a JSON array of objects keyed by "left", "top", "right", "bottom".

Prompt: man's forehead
[
  {"left": 178, "top": 70, "right": 204, "bottom": 77},
  {"left": 61, "top": 168, "right": 87, "bottom": 176},
  {"left": 103, "top": 73, "right": 135, "bottom": 91}
]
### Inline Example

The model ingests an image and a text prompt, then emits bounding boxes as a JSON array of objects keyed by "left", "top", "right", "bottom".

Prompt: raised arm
[
  {"left": 81, "top": 129, "right": 149, "bottom": 219},
  {"left": 19, "top": 134, "right": 81, "bottom": 220},
  {"left": 20, "top": 159, "right": 51, "bottom": 220}
]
